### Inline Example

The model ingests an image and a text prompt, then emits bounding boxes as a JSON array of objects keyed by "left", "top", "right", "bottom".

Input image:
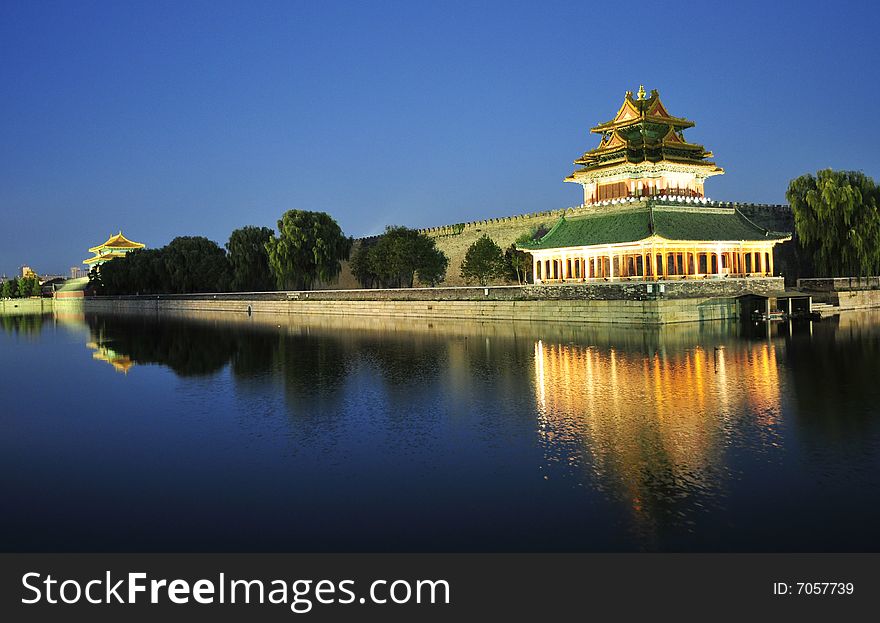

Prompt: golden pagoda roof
[
  {"left": 88, "top": 231, "right": 145, "bottom": 253},
  {"left": 83, "top": 250, "right": 131, "bottom": 264},
  {"left": 570, "top": 87, "right": 721, "bottom": 174},
  {"left": 591, "top": 87, "right": 695, "bottom": 134}
]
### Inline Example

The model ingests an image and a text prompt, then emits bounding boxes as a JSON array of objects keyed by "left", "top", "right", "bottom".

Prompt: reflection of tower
[
  {"left": 531, "top": 337, "right": 783, "bottom": 541},
  {"left": 86, "top": 340, "right": 134, "bottom": 374}
]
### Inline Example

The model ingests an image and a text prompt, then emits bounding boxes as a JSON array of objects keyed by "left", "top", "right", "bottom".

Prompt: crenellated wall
[{"left": 323, "top": 201, "right": 795, "bottom": 289}]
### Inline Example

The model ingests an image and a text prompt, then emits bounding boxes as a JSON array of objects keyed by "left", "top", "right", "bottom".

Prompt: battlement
[{"left": 411, "top": 199, "right": 791, "bottom": 240}]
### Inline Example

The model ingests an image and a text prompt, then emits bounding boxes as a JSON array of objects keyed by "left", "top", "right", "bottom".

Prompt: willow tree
[
  {"left": 227, "top": 226, "right": 276, "bottom": 292},
  {"left": 787, "top": 170, "right": 880, "bottom": 277},
  {"left": 265, "top": 210, "right": 351, "bottom": 290}
]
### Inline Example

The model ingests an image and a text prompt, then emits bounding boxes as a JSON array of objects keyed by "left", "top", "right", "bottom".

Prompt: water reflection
[
  {"left": 532, "top": 336, "right": 784, "bottom": 545},
  {"left": 0, "top": 313, "right": 51, "bottom": 337},
  {"left": 11, "top": 309, "right": 877, "bottom": 551}
]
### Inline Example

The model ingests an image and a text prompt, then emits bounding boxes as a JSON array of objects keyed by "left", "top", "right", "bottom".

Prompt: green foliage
[
  {"left": 94, "top": 249, "right": 166, "bottom": 295},
  {"left": 460, "top": 235, "right": 504, "bottom": 285},
  {"left": 162, "top": 236, "right": 232, "bottom": 293},
  {"left": 504, "top": 240, "right": 532, "bottom": 284},
  {"left": 265, "top": 210, "right": 351, "bottom": 290},
  {"left": 787, "top": 169, "right": 880, "bottom": 277},
  {"left": 92, "top": 239, "right": 230, "bottom": 295},
  {"left": 1, "top": 278, "right": 18, "bottom": 298},
  {"left": 354, "top": 226, "right": 448, "bottom": 288},
  {"left": 17, "top": 276, "right": 39, "bottom": 297},
  {"left": 226, "top": 226, "right": 276, "bottom": 292},
  {"left": 349, "top": 239, "right": 379, "bottom": 288},
  {"left": 415, "top": 241, "right": 449, "bottom": 287}
]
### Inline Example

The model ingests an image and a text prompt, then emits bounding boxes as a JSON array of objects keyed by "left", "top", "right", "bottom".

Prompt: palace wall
[
  {"left": 322, "top": 202, "right": 796, "bottom": 289},
  {"left": 0, "top": 298, "right": 54, "bottom": 315}
]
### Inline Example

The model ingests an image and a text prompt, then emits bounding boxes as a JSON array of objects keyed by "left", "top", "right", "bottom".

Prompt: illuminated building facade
[{"left": 520, "top": 87, "right": 791, "bottom": 282}]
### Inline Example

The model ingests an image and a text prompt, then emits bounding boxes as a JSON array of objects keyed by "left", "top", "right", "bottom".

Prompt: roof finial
[{"left": 637, "top": 85, "right": 646, "bottom": 100}]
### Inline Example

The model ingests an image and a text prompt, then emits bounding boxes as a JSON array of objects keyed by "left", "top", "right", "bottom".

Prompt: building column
[
  {"left": 716, "top": 252, "right": 722, "bottom": 275},
  {"left": 533, "top": 256, "right": 540, "bottom": 283},
  {"left": 767, "top": 251, "right": 773, "bottom": 276}
]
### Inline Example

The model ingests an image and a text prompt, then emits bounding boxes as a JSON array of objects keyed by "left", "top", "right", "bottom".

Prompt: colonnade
[{"left": 532, "top": 245, "right": 775, "bottom": 283}]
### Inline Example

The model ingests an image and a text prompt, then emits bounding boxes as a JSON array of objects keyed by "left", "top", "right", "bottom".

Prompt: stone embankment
[
  {"left": 74, "top": 278, "right": 784, "bottom": 325},
  {"left": 797, "top": 277, "right": 880, "bottom": 312},
  {"left": 0, "top": 298, "right": 54, "bottom": 315}
]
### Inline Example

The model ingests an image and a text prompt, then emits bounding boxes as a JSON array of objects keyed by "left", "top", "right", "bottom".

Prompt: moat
[{"left": 1, "top": 310, "right": 879, "bottom": 552}]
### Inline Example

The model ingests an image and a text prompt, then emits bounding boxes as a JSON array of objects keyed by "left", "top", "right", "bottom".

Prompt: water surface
[{"left": 1, "top": 310, "right": 878, "bottom": 551}]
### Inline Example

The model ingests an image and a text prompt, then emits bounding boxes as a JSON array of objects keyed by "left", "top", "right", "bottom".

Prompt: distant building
[
  {"left": 20, "top": 265, "right": 37, "bottom": 279},
  {"left": 70, "top": 266, "right": 88, "bottom": 279},
  {"left": 83, "top": 231, "right": 145, "bottom": 268}
]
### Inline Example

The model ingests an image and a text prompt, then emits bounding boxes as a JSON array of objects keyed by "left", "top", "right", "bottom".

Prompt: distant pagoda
[
  {"left": 520, "top": 87, "right": 790, "bottom": 283},
  {"left": 83, "top": 231, "right": 145, "bottom": 268},
  {"left": 566, "top": 85, "right": 723, "bottom": 204}
]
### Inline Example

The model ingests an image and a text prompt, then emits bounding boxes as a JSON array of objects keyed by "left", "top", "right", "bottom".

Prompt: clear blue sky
[{"left": 2, "top": 0, "right": 879, "bottom": 276}]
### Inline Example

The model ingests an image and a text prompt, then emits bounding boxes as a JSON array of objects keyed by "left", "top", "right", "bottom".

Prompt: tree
[
  {"left": 416, "top": 241, "right": 449, "bottom": 286},
  {"left": 787, "top": 169, "right": 880, "bottom": 277},
  {"left": 29, "top": 277, "right": 43, "bottom": 297},
  {"left": 265, "top": 210, "right": 351, "bottom": 290},
  {"left": 460, "top": 235, "right": 504, "bottom": 285},
  {"left": 92, "top": 248, "right": 169, "bottom": 295},
  {"left": 162, "top": 236, "right": 232, "bottom": 293},
  {"left": 504, "top": 245, "right": 532, "bottom": 284},
  {"left": 1, "top": 278, "right": 17, "bottom": 298},
  {"left": 227, "top": 226, "right": 276, "bottom": 292},
  {"left": 17, "top": 276, "right": 38, "bottom": 297},
  {"left": 349, "top": 239, "right": 379, "bottom": 288},
  {"left": 366, "top": 226, "right": 448, "bottom": 288}
]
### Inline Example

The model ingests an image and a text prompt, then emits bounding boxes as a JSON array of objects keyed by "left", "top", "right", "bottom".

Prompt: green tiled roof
[
  {"left": 520, "top": 208, "right": 653, "bottom": 249},
  {"left": 518, "top": 204, "right": 790, "bottom": 250},
  {"left": 56, "top": 277, "right": 91, "bottom": 292}
]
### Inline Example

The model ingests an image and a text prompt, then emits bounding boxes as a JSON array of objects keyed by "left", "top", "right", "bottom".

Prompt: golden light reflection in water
[{"left": 532, "top": 337, "right": 782, "bottom": 540}]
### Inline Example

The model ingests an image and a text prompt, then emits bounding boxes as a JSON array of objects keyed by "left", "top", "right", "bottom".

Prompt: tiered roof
[
  {"left": 568, "top": 86, "right": 722, "bottom": 176},
  {"left": 84, "top": 231, "right": 145, "bottom": 266},
  {"left": 88, "top": 232, "right": 145, "bottom": 253}
]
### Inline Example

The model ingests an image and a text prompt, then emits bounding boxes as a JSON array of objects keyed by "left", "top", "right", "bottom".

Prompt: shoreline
[{"left": 7, "top": 277, "right": 880, "bottom": 324}]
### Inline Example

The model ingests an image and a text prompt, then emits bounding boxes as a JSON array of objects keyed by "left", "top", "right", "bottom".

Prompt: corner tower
[{"left": 566, "top": 86, "right": 723, "bottom": 205}]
